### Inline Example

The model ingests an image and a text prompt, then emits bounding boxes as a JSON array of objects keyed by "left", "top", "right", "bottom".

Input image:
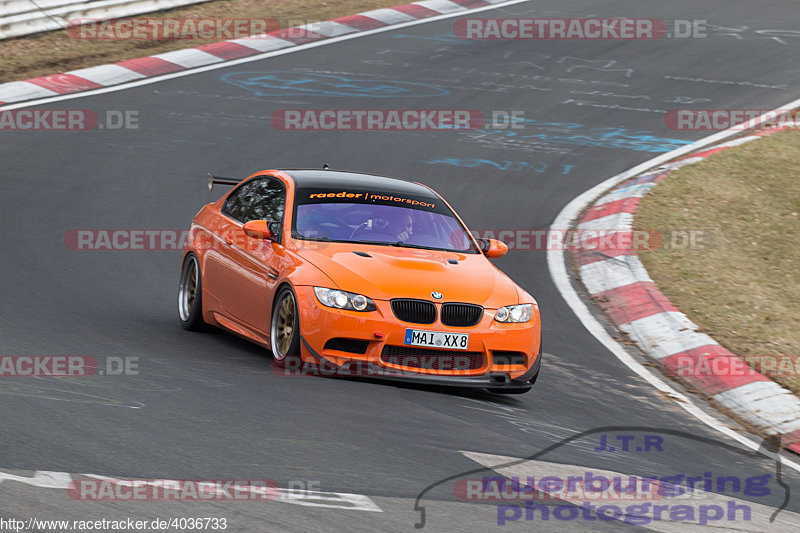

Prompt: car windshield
[{"left": 292, "top": 188, "right": 478, "bottom": 253}]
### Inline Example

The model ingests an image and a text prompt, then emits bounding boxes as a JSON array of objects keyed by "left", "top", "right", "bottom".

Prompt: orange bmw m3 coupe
[{"left": 178, "top": 169, "right": 541, "bottom": 393}]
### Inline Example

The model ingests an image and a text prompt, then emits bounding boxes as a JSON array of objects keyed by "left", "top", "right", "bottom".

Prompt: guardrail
[{"left": 0, "top": 0, "right": 212, "bottom": 40}]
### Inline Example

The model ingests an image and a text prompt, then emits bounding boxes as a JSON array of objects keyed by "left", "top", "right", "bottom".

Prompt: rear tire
[
  {"left": 270, "top": 286, "right": 302, "bottom": 369},
  {"left": 178, "top": 253, "right": 205, "bottom": 331}
]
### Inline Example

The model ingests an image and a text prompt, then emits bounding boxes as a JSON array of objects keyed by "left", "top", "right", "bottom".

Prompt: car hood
[{"left": 293, "top": 242, "right": 520, "bottom": 307}]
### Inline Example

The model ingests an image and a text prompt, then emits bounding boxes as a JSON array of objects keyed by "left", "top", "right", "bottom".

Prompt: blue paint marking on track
[
  {"left": 466, "top": 119, "right": 692, "bottom": 153},
  {"left": 390, "top": 33, "right": 474, "bottom": 45},
  {"left": 428, "top": 158, "right": 575, "bottom": 175},
  {"left": 220, "top": 71, "right": 450, "bottom": 98}
]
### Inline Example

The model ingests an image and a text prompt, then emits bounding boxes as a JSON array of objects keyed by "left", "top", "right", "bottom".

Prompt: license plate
[{"left": 404, "top": 329, "right": 469, "bottom": 350}]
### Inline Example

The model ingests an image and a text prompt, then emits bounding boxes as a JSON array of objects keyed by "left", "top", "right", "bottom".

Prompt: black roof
[{"left": 283, "top": 169, "right": 438, "bottom": 198}]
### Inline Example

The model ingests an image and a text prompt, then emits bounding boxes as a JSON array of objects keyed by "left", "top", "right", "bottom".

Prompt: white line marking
[
  {"left": 547, "top": 99, "right": 800, "bottom": 473},
  {"left": 277, "top": 489, "right": 382, "bottom": 511},
  {"left": 0, "top": 471, "right": 72, "bottom": 489}
]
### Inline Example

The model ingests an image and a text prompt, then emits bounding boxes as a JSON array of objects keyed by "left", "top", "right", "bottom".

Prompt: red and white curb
[
  {"left": 572, "top": 127, "right": 800, "bottom": 453},
  {"left": 0, "top": 0, "right": 511, "bottom": 107}
]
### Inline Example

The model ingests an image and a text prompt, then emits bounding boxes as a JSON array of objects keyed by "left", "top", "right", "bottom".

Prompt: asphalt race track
[{"left": 2, "top": 1, "right": 800, "bottom": 531}]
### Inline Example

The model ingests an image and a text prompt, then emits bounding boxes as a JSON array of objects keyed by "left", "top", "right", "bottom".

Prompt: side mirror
[
  {"left": 243, "top": 220, "right": 278, "bottom": 241},
  {"left": 482, "top": 238, "right": 508, "bottom": 258}
]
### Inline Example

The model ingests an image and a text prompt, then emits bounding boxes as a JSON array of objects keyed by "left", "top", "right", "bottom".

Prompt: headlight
[
  {"left": 494, "top": 304, "right": 533, "bottom": 323},
  {"left": 314, "top": 287, "right": 376, "bottom": 312}
]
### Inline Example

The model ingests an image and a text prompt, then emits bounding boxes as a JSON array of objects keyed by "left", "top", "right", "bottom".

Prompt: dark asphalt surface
[{"left": 2, "top": 0, "right": 800, "bottom": 531}]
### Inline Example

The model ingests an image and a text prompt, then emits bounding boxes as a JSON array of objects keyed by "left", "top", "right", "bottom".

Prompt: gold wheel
[
  {"left": 271, "top": 288, "right": 299, "bottom": 362},
  {"left": 178, "top": 255, "right": 200, "bottom": 324},
  {"left": 276, "top": 293, "right": 295, "bottom": 355}
]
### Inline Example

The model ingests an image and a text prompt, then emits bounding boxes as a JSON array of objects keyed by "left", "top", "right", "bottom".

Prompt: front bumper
[
  {"left": 293, "top": 286, "right": 541, "bottom": 387},
  {"left": 299, "top": 337, "right": 541, "bottom": 391}
]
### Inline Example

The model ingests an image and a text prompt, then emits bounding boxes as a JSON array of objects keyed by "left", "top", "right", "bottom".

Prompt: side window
[{"left": 223, "top": 177, "right": 286, "bottom": 225}]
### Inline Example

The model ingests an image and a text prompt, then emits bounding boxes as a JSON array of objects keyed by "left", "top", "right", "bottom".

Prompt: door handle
[
  {"left": 267, "top": 270, "right": 279, "bottom": 280},
  {"left": 224, "top": 235, "right": 234, "bottom": 246}
]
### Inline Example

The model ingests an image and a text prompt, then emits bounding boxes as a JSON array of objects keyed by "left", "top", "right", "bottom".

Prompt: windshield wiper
[
  {"left": 392, "top": 241, "right": 434, "bottom": 250},
  {"left": 353, "top": 240, "right": 440, "bottom": 251}
]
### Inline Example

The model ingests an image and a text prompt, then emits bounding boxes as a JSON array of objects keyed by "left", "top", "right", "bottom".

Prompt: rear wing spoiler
[
  {"left": 207, "top": 173, "right": 239, "bottom": 191},
  {"left": 208, "top": 165, "right": 332, "bottom": 191}
]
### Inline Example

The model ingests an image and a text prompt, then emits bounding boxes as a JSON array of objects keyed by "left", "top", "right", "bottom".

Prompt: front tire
[
  {"left": 178, "top": 253, "right": 205, "bottom": 331},
  {"left": 270, "top": 286, "right": 302, "bottom": 368}
]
